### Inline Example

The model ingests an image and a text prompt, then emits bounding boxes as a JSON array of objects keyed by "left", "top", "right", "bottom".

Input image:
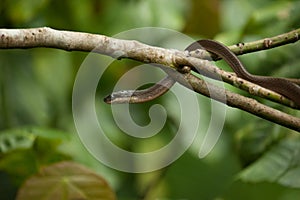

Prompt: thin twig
[
  {"left": 189, "top": 29, "right": 300, "bottom": 59},
  {"left": 230, "top": 29, "right": 300, "bottom": 55}
]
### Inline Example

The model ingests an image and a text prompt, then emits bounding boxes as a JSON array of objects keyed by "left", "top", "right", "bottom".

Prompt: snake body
[
  {"left": 105, "top": 39, "right": 300, "bottom": 106},
  {"left": 103, "top": 76, "right": 175, "bottom": 103}
]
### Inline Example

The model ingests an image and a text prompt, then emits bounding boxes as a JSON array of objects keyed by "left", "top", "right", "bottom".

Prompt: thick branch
[{"left": 0, "top": 27, "right": 179, "bottom": 66}]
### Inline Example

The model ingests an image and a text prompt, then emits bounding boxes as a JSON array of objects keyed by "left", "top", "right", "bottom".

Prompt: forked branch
[{"left": 0, "top": 27, "right": 299, "bottom": 131}]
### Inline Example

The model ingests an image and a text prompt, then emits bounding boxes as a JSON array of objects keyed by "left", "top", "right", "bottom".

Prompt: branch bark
[{"left": 0, "top": 27, "right": 299, "bottom": 131}]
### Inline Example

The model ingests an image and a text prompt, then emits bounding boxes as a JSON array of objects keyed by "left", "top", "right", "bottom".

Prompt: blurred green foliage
[{"left": 1, "top": 0, "right": 300, "bottom": 199}]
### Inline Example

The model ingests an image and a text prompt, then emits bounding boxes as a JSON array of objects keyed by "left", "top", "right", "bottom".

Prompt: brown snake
[{"left": 104, "top": 39, "right": 300, "bottom": 106}]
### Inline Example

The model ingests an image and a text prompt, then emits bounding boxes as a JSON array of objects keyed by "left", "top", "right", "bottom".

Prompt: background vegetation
[{"left": 1, "top": 0, "right": 300, "bottom": 199}]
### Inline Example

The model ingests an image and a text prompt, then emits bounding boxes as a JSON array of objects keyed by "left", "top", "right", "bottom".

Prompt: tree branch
[
  {"left": 181, "top": 73, "right": 300, "bottom": 132},
  {"left": 0, "top": 27, "right": 299, "bottom": 131}
]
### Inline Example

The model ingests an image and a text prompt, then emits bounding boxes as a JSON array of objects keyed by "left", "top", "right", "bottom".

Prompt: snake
[{"left": 104, "top": 39, "right": 300, "bottom": 106}]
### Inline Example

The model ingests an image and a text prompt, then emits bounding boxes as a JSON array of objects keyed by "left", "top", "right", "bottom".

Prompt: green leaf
[
  {"left": 234, "top": 122, "right": 283, "bottom": 166},
  {"left": 239, "top": 135, "right": 300, "bottom": 188},
  {"left": 16, "top": 161, "right": 116, "bottom": 200},
  {"left": 278, "top": 167, "right": 300, "bottom": 187},
  {"left": 0, "top": 127, "right": 70, "bottom": 154},
  {"left": 0, "top": 130, "right": 35, "bottom": 154}
]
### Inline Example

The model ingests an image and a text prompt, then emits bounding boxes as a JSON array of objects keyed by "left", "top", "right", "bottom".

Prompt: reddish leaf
[{"left": 16, "top": 161, "right": 116, "bottom": 200}]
